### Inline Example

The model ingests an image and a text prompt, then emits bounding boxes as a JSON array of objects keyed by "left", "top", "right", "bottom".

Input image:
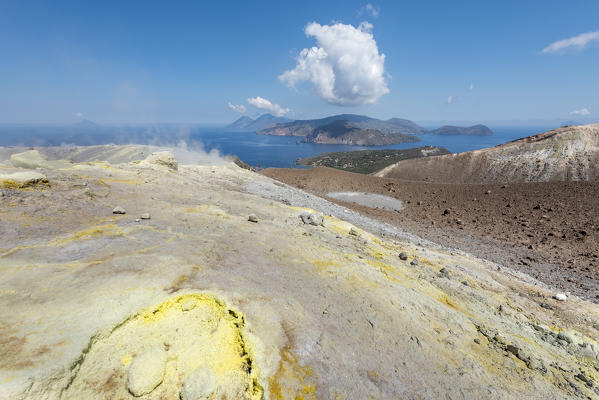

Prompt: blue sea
[
  {"left": 0, "top": 124, "right": 554, "bottom": 168},
  {"left": 187, "top": 126, "right": 553, "bottom": 168}
]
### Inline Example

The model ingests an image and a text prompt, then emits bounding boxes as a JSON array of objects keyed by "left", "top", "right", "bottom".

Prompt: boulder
[
  {"left": 554, "top": 293, "right": 568, "bottom": 301},
  {"left": 0, "top": 171, "right": 48, "bottom": 188},
  {"left": 144, "top": 151, "right": 178, "bottom": 171},
  {"left": 112, "top": 206, "right": 126, "bottom": 214},
  {"left": 10, "top": 150, "right": 50, "bottom": 169},
  {"left": 300, "top": 212, "right": 324, "bottom": 226}
]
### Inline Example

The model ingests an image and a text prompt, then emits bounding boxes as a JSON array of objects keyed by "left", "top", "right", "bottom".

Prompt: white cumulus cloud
[
  {"left": 570, "top": 108, "right": 591, "bottom": 116},
  {"left": 228, "top": 102, "right": 246, "bottom": 113},
  {"left": 247, "top": 96, "right": 290, "bottom": 116},
  {"left": 542, "top": 30, "right": 599, "bottom": 54},
  {"left": 278, "top": 21, "right": 389, "bottom": 106}
]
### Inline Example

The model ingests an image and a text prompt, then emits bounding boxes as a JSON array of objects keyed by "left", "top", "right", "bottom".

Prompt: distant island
[
  {"left": 256, "top": 114, "right": 425, "bottom": 145},
  {"left": 227, "top": 114, "right": 291, "bottom": 131},
  {"left": 258, "top": 114, "right": 428, "bottom": 136},
  {"left": 303, "top": 119, "right": 420, "bottom": 146},
  {"left": 297, "top": 146, "right": 451, "bottom": 174},
  {"left": 227, "top": 113, "right": 493, "bottom": 146},
  {"left": 428, "top": 124, "right": 493, "bottom": 136}
]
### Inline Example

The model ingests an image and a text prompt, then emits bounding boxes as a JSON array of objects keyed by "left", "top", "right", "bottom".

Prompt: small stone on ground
[{"left": 300, "top": 212, "right": 324, "bottom": 226}]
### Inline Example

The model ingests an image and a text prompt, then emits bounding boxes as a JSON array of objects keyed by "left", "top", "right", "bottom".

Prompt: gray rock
[
  {"left": 575, "top": 372, "right": 591, "bottom": 386},
  {"left": 553, "top": 293, "right": 567, "bottom": 301},
  {"left": 506, "top": 344, "right": 520, "bottom": 357},
  {"left": 349, "top": 227, "right": 360, "bottom": 236},
  {"left": 410, "top": 259, "right": 419, "bottom": 266},
  {"left": 399, "top": 252, "right": 408, "bottom": 261},
  {"left": 248, "top": 214, "right": 258, "bottom": 223},
  {"left": 557, "top": 331, "right": 574, "bottom": 344},
  {"left": 140, "top": 213, "right": 151, "bottom": 220},
  {"left": 300, "top": 212, "right": 324, "bottom": 226},
  {"left": 112, "top": 206, "right": 126, "bottom": 214}
]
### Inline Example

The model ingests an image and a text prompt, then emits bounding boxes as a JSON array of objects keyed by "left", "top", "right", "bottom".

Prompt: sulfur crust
[{"left": 61, "top": 293, "right": 264, "bottom": 399}]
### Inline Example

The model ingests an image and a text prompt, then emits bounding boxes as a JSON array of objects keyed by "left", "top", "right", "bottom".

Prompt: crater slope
[{"left": 375, "top": 124, "right": 599, "bottom": 183}]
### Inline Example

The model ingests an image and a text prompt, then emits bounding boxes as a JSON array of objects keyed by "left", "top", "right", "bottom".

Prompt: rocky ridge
[{"left": 375, "top": 123, "right": 599, "bottom": 183}]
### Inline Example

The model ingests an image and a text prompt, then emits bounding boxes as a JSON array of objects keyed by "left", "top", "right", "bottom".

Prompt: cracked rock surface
[{"left": 0, "top": 146, "right": 599, "bottom": 399}]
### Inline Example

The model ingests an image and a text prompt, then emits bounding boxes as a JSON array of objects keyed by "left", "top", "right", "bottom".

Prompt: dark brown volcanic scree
[{"left": 262, "top": 166, "right": 599, "bottom": 302}]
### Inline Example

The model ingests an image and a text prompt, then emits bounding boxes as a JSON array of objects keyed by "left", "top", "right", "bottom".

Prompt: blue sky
[{"left": 0, "top": 0, "right": 597, "bottom": 125}]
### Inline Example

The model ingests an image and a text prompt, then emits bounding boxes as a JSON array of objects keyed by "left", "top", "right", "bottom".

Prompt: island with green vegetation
[{"left": 296, "top": 146, "right": 451, "bottom": 174}]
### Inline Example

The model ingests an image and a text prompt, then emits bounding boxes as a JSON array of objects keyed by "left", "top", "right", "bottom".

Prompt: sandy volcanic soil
[
  {"left": 262, "top": 167, "right": 599, "bottom": 302},
  {"left": 4, "top": 148, "right": 599, "bottom": 399}
]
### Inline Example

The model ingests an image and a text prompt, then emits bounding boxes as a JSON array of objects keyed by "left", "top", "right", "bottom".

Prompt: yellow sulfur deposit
[{"left": 61, "top": 293, "right": 263, "bottom": 399}]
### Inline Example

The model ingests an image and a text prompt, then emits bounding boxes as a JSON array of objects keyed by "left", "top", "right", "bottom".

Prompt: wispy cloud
[
  {"left": 570, "top": 107, "right": 591, "bottom": 116},
  {"left": 542, "top": 30, "right": 599, "bottom": 54},
  {"left": 247, "top": 96, "right": 290, "bottom": 116},
  {"left": 358, "top": 3, "right": 380, "bottom": 18},
  {"left": 228, "top": 102, "right": 246, "bottom": 113},
  {"left": 73, "top": 112, "right": 83, "bottom": 118},
  {"left": 447, "top": 83, "right": 474, "bottom": 105},
  {"left": 279, "top": 21, "right": 389, "bottom": 106}
]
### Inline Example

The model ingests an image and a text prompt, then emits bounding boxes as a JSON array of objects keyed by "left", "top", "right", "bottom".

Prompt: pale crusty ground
[{"left": 1, "top": 147, "right": 599, "bottom": 399}]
